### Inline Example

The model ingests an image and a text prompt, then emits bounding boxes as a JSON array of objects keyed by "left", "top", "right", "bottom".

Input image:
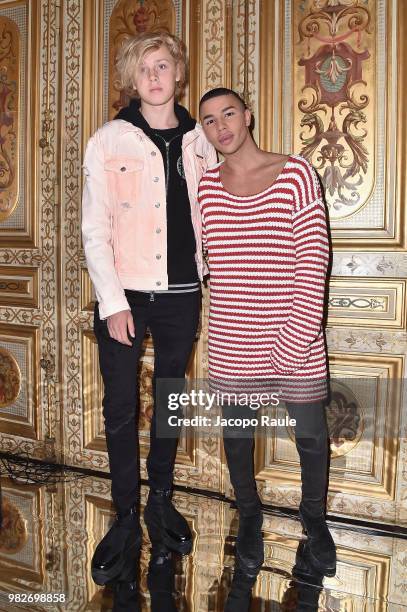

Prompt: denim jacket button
[{"left": 120, "top": 166, "right": 126, "bottom": 172}]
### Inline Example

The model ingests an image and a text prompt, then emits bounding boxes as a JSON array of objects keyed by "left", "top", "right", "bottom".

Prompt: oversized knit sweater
[{"left": 197, "top": 154, "right": 330, "bottom": 403}]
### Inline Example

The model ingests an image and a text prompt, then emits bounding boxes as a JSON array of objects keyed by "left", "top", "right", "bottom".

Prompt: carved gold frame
[
  {"left": 255, "top": 353, "right": 403, "bottom": 502},
  {"left": 0, "top": 479, "right": 44, "bottom": 587},
  {"left": 0, "top": 0, "right": 40, "bottom": 247},
  {"left": 0, "top": 324, "right": 40, "bottom": 439}
]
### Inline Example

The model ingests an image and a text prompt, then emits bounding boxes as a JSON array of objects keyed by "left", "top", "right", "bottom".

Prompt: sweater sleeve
[
  {"left": 81, "top": 131, "right": 130, "bottom": 320},
  {"left": 270, "top": 158, "right": 329, "bottom": 374},
  {"left": 198, "top": 177, "right": 208, "bottom": 251}
]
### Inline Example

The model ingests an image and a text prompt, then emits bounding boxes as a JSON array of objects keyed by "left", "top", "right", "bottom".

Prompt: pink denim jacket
[{"left": 82, "top": 119, "right": 217, "bottom": 319}]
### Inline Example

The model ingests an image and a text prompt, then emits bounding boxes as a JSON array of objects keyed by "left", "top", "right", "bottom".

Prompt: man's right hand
[{"left": 106, "top": 310, "right": 135, "bottom": 346}]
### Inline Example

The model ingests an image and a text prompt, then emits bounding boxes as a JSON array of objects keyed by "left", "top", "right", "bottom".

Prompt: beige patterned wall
[{"left": 0, "top": 0, "right": 61, "bottom": 461}]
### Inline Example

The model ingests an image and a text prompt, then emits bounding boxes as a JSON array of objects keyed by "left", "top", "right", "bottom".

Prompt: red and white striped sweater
[{"left": 198, "top": 154, "right": 330, "bottom": 402}]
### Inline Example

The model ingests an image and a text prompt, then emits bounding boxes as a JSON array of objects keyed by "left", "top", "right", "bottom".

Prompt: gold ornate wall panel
[
  {"left": 253, "top": 0, "right": 407, "bottom": 526},
  {"left": 254, "top": 353, "right": 403, "bottom": 524},
  {"left": 0, "top": 0, "right": 62, "bottom": 461},
  {"left": 260, "top": 0, "right": 406, "bottom": 249},
  {"left": 0, "top": 324, "right": 39, "bottom": 440},
  {"left": 259, "top": 528, "right": 392, "bottom": 608},
  {"left": 327, "top": 277, "right": 406, "bottom": 329},
  {"left": 0, "top": 1, "right": 39, "bottom": 246},
  {"left": 0, "top": 477, "right": 66, "bottom": 604}
]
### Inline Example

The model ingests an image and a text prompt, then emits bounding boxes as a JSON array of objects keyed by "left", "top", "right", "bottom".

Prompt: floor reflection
[{"left": 0, "top": 468, "right": 406, "bottom": 611}]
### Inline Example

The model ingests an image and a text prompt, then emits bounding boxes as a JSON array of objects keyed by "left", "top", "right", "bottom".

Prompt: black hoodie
[{"left": 115, "top": 99, "right": 199, "bottom": 285}]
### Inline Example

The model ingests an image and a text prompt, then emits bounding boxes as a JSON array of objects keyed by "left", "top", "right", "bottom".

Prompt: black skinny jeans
[
  {"left": 94, "top": 290, "right": 200, "bottom": 514},
  {"left": 221, "top": 401, "right": 329, "bottom": 517}
]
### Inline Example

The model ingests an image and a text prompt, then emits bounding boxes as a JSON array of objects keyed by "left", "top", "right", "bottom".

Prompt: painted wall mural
[
  {"left": 0, "top": 16, "right": 19, "bottom": 222},
  {"left": 295, "top": 0, "right": 374, "bottom": 220}
]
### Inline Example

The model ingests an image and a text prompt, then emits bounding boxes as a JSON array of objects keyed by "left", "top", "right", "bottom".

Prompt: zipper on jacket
[
  {"left": 149, "top": 291, "right": 155, "bottom": 302},
  {"left": 152, "top": 133, "right": 182, "bottom": 196}
]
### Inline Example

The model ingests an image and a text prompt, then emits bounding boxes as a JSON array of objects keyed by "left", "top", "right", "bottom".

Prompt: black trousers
[
  {"left": 94, "top": 290, "right": 200, "bottom": 514},
  {"left": 221, "top": 401, "right": 329, "bottom": 517}
]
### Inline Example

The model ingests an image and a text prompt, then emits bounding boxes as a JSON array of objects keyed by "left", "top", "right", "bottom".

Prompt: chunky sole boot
[
  {"left": 144, "top": 488, "right": 192, "bottom": 556},
  {"left": 91, "top": 506, "right": 142, "bottom": 586},
  {"left": 235, "top": 511, "right": 264, "bottom": 576},
  {"left": 298, "top": 502, "right": 336, "bottom": 577}
]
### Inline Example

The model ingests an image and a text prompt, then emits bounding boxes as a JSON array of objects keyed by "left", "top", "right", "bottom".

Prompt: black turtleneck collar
[{"left": 114, "top": 97, "right": 196, "bottom": 136}]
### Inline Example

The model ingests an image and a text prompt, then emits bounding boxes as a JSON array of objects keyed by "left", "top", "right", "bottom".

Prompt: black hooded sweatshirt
[{"left": 114, "top": 98, "right": 199, "bottom": 287}]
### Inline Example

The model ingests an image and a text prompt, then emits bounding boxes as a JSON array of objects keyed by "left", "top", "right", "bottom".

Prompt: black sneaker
[
  {"left": 144, "top": 488, "right": 192, "bottom": 556},
  {"left": 91, "top": 505, "right": 142, "bottom": 586}
]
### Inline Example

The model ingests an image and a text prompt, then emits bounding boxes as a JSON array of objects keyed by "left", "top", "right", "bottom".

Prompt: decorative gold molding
[
  {"left": 224, "top": 0, "right": 233, "bottom": 90},
  {"left": 327, "top": 277, "right": 406, "bottom": 329},
  {"left": 82, "top": 330, "right": 105, "bottom": 451},
  {"left": 257, "top": 531, "right": 390, "bottom": 607},
  {"left": 0, "top": 266, "right": 39, "bottom": 308},
  {"left": 187, "top": 0, "right": 202, "bottom": 119},
  {"left": 80, "top": 268, "right": 95, "bottom": 312},
  {"left": 0, "top": 0, "right": 40, "bottom": 246},
  {"left": 0, "top": 480, "right": 44, "bottom": 587},
  {"left": 396, "top": 0, "right": 407, "bottom": 251},
  {"left": 82, "top": 0, "right": 104, "bottom": 150},
  {"left": 0, "top": 324, "right": 39, "bottom": 440},
  {"left": 258, "top": 0, "right": 278, "bottom": 153},
  {"left": 256, "top": 353, "right": 403, "bottom": 504}
]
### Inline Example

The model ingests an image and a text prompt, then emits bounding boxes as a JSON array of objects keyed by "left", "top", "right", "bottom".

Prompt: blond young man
[{"left": 82, "top": 32, "right": 216, "bottom": 589}]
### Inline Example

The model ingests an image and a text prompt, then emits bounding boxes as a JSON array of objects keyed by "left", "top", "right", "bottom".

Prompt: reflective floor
[{"left": 0, "top": 465, "right": 406, "bottom": 611}]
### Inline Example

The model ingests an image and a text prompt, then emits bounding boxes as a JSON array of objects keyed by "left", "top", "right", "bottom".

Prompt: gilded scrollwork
[{"left": 295, "top": 0, "right": 375, "bottom": 220}]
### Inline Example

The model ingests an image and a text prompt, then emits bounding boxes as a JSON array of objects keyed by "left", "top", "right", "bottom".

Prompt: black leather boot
[
  {"left": 144, "top": 488, "right": 192, "bottom": 556},
  {"left": 295, "top": 434, "right": 336, "bottom": 577},
  {"left": 91, "top": 505, "right": 142, "bottom": 586},
  {"left": 235, "top": 510, "right": 264, "bottom": 576},
  {"left": 298, "top": 502, "right": 336, "bottom": 577},
  {"left": 224, "top": 562, "right": 258, "bottom": 612}
]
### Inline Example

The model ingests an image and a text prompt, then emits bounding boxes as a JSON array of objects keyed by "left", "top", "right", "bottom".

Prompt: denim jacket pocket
[{"left": 104, "top": 157, "right": 144, "bottom": 205}]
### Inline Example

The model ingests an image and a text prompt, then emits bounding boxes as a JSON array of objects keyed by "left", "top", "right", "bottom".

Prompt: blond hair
[{"left": 114, "top": 31, "right": 188, "bottom": 100}]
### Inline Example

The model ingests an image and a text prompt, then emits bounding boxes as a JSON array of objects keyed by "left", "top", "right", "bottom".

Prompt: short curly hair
[{"left": 114, "top": 30, "right": 188, "bottom": 100}]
